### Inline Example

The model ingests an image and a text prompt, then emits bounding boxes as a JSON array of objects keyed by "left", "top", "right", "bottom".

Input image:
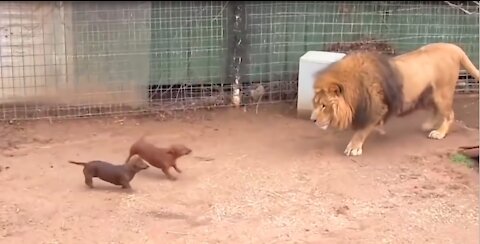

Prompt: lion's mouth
[{"left": 315, "top": 121, "right": 329, "bottom": 130}]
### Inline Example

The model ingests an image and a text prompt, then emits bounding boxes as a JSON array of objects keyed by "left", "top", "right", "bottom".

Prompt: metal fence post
[{"left": 229, "top": 1, "right": 247, "bottom": 108}]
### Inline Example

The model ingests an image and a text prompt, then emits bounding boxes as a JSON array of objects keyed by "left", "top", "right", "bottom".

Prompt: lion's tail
[{"left": 458, "top": 46, "right": 480, "bottom": 81}]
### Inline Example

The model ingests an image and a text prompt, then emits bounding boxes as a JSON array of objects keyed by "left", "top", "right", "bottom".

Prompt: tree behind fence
[{"left": 0, "top": 1, "right": 478, "bottom": 120}]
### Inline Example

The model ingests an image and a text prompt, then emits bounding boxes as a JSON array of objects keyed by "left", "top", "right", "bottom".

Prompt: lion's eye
[{"left": 321, "top": 104, "right": 326, "bottom": 109}]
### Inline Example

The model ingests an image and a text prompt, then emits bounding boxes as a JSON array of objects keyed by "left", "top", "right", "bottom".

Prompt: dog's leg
[
  {"left": 172, "top": 163, "right": 182, "bottom": 173},
  {"left": 83, "top": 168, "right": 94, "bottom": 188},
  {"left": 121, "top": 182, "right": 132, "bottom": 189},
  {"left": 118, "top": 175, "right": 132, "bottom": 189},
  {"left": 84, "top": 175, "right": 94, "bottom": 188},
  {"left": 162, "top": 167, "right": 177, "bottom": 181}
]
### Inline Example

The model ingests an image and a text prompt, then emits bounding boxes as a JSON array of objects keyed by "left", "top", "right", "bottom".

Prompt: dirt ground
[{"left": 0, "top": 94, "right": 478, "bottom": 244}]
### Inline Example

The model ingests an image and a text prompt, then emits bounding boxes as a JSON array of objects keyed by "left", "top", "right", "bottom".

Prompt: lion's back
[{"left": 393, "top": 42, "right": 469, "bottom": 102}]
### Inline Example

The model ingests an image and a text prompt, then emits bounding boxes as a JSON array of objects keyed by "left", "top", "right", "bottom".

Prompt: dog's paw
[{"left": 428, "top": 130, "right": 446, "bottom": 140}]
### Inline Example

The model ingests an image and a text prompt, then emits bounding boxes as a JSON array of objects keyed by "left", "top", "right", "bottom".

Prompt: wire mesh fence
[{"left": 0, "top": 1, "right": 478, "bottom": 121}]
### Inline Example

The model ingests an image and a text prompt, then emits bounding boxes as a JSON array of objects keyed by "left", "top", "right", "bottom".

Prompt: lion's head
[
  {"left": 310, "top": 74, "right": 354, "bottom": 131},
  {"left": 309, "top": 50, "right": 404, "bottom": 132}
]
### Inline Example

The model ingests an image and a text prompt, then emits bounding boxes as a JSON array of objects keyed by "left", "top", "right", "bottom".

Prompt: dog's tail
[
  {"left": 132, "top": 134, "right": 149, "bottom": 149},
  {"left": 125, "top": 134, "right": 148, "bottom": 163},
  {"left": 68, "top": 160, "right": 87, "bottom": 166}
]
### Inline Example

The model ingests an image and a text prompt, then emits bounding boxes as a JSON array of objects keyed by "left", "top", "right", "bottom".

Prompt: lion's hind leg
[
  {"left": 427, "top": 85, "right": 456, "bottom": 140},
  {"left": 421, "top": 107, "right": 442, "bottom": 132},
  {"left": 416, "top": 87, "right": 442, "bottom": 132},
  {"left": 428, "top": 110, "right": 454, "bottom": 140}
]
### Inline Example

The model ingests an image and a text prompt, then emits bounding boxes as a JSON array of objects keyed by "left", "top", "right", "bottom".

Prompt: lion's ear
[{"left": 327, "top": 83, "right": 343, "bottom": 96}]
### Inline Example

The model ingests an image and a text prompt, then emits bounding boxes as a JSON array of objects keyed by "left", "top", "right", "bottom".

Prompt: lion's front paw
[
  {"left": 428, "top": 130, "right": 446, "bottom": 140},
  {"left": 344, "top": 145, "right": 363, "bottom": 156},
  {"left": 375, "top": 127, "right": 386, "bottom": 136}
]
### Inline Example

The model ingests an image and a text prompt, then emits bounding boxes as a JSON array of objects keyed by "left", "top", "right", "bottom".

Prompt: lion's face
[
  {"left": 310, "top": 72, "right": 353, "bottom": 131},
  {"left": 310, "top": 91, "right": 335, "bottom": 130}
]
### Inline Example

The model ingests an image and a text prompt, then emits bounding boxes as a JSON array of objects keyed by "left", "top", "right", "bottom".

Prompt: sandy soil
[{"left": 0, "top": 95, "right": 478, "bottom": 244}]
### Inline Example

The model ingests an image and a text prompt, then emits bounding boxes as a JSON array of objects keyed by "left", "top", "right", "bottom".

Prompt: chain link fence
[{"left": 0, "top": 1, "right": 478, "bottom": 120}]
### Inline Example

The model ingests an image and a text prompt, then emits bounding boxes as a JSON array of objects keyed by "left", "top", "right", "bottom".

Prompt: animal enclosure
[
  {"left": 0, "top": 2, "right": 479, "bottom": 243},
  {"left": 0, "top": 1, "right": 478, "bottom": 120}
]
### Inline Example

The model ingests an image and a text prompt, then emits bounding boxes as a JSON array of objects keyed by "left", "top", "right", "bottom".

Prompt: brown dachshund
[
  {"left": 125, "top": 137, "right": 192, "bottom": 181},
  {"left": 69, "top": 155, "right": 149, "bottom": 189}
]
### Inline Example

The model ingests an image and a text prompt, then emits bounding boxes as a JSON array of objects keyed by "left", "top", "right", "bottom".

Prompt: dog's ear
[{"left": 166, "top": 147, "right": 177, "bottom": 156}]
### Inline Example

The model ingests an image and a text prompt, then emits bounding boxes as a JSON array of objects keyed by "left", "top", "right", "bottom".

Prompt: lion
[{"left": 310, "top": 42, "right": 480, "bottom": 157}]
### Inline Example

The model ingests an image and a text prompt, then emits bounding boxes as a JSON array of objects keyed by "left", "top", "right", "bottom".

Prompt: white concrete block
[{"left": 296, "top": 51, "right": 346, "bottom": 118}]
